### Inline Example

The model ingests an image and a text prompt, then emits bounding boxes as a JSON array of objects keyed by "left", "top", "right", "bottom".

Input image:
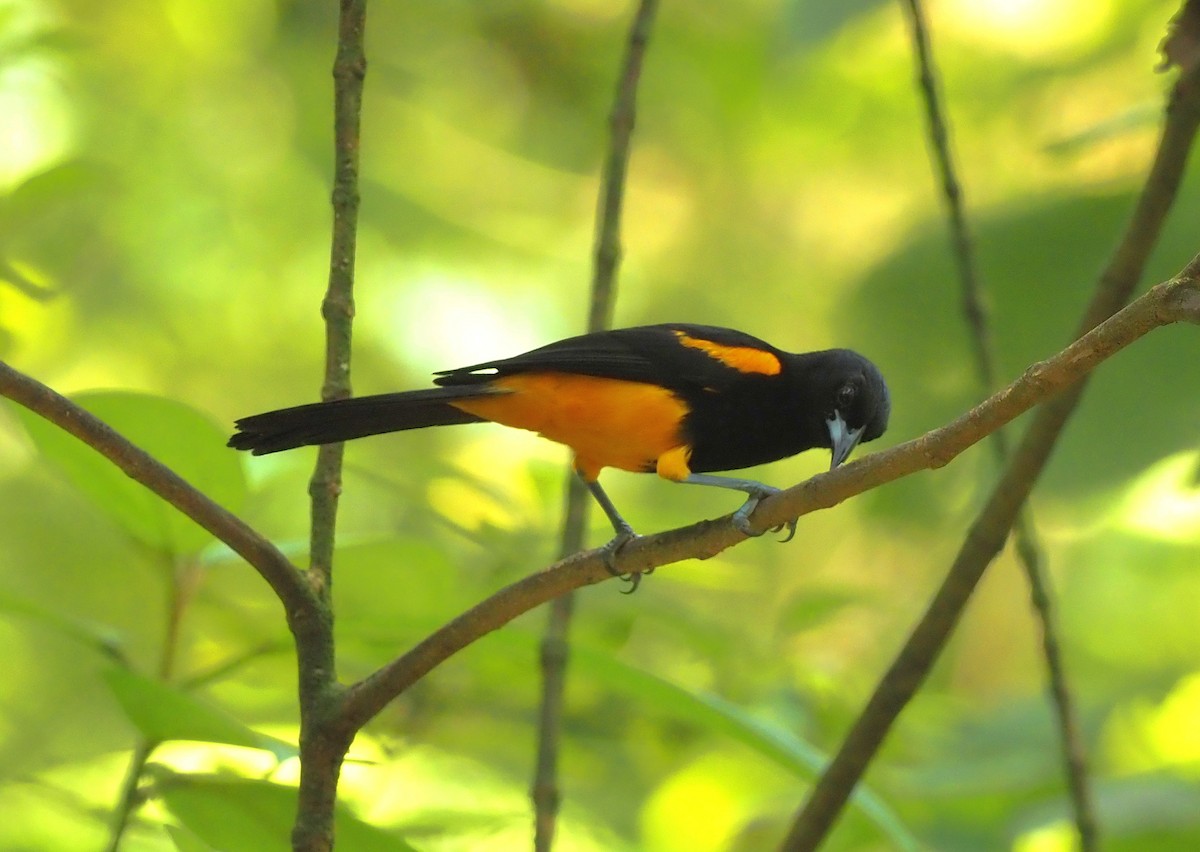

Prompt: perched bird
[{"left": 229, "top": 324, "right": 890, "bottom": 579}]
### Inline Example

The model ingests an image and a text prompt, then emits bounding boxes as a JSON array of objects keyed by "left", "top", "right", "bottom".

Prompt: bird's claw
[
  {"left": 731, "top": 488, "right": 797, "bottom": 542},
  {"left": 771, "top": 518, "right": 798, "bottom": 543},
  {"left": 600, "top": 526, "right": 649, "bottom": 593}
]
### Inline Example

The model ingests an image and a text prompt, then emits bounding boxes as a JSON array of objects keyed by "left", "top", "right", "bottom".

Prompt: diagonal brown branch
[
  {"left": 0, "top": 362, "right": 310, "bottom": 616},
  {"left": 779, "top": 47, "right": 1200, "bottom": 851},
  {"left": 334, "top": 261, "right": 1200, "bottom": 732},
  {"left": 898, "top": 0, "right": 1096, "bottom": 845}
]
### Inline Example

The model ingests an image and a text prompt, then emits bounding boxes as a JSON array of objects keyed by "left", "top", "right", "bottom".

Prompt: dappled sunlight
[
  {"left": 340, "top": 742, "right": 619, "bottom": 851},
  {"left": 0, "top": 59, "right": 74, "bottom": 188},
  {"left": 1105, "top": 673, "right": 1200, "bottom": 774},
  {"left": 1142, "top": 673, "right": 1200, "bottom": 770},
  {"left": 1115, "top": 451, "right": 1200, "bottom": 544},
  {"left": 783, "top": 169, "right": 922, "bottom": 299},
  {"left": 942, "top": 0, "right": 1117, "bottom": 59},
  {"left": 428, "top": 475, "right": 525, "bottom": 533},
  {"left": 369, "top": 269, "right": 557, "bottom": 376},
  {"left": 0, "top": 2, "right": 74, "bottom": 187},
  {"left": 163, "top": 0, "right": 276, "bottom": 66},
  {"left": 430, "top": 430, "right": 562, "bottom": 532},
  {"left": 152, "top": 737, "right": 290, "bottom": 780},
  {"left": 642, "top": 752, "right": 759, "bottom": 852},
  {"left": 1014, "top": 819, "right": 1077, "bottom": 852},
  {"left": 0, "top": 281, "right": 72, "bottom": 365}
]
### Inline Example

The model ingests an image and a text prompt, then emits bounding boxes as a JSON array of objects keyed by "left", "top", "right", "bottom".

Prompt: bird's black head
[{"left": 804, "top": 349, "right": 890, "bottom": 469}]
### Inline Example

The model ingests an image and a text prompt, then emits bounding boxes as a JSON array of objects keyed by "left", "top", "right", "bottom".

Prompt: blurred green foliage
[{"left": 2, "top": 0, "right": 1199, "bottom": 849}]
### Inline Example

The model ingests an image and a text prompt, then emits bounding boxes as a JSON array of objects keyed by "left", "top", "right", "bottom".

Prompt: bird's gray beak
[{"left": 827, "top": 412, "right": 865, "bottom": 470}]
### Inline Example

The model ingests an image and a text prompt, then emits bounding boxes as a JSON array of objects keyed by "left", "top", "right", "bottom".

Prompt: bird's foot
[
  {"left": 773, "top": 517, "right": 799, "bottom": 543},
  {"left": 599, "top": 525, "right": 649, "bottom": 593},
  {"left": 731, "top": 487, "right": 797, "bottom": 542}
]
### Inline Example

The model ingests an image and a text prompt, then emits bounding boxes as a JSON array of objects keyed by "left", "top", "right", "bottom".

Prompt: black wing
[{"left": 433, "top": 324, "right": 783, "bottom": 390}]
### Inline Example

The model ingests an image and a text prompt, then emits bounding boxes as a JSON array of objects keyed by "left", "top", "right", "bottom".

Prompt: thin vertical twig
[
  {"left": 898, "top": 1, "right": 1096, "bottom": 847},
  {"left": 779, "top": 30, "right": 1200, "bottom": 852},
  {"left": 309, "top": 0, "right": 367, "bottom": 597},
  {"left": 588, "top": 0, "right": 659, "bottom": 333},
  {"left": 104, "top": 739, "right": 157, "bottom": 852},
  {"left": 292, "top": 2, "right": 367, "bottom": 851},
  {"left": 531, "top": 2, "right": 660, "bottom": 849},
  {"left": 532, "top": 477, "right": 587, "bottom": 851},
  {"left": 105, "top": 555, "right": 203, "bottom": 851}
]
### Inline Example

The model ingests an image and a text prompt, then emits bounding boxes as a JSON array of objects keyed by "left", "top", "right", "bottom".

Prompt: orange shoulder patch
[{"left": 673, "top": 331, "right": 781, "bottom": 375}]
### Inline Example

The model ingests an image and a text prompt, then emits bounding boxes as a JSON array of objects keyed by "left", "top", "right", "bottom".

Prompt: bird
[{"left": 228, "top": 324, "right": 890, "bottom": 585}]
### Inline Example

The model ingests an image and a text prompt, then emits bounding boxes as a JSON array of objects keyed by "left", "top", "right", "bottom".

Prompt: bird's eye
[{"left": 836, "top": 384, "right": 856, "bottom": 409}]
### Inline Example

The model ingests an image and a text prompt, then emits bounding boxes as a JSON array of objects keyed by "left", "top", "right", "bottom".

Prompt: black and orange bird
[{"left": 228, "top": 324, "right": 889, "bottom": 571}]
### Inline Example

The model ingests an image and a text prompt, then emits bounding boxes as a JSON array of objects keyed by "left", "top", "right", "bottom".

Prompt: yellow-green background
[{"left": 2, "top": 0, "right": 1199, "bottom": 849}]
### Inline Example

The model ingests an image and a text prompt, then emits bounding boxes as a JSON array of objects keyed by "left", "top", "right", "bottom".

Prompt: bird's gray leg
[
  {"left": 582, "top": 477, "right": 647, "bottom": 592},
  {"left": 678, "top": 473, "right": 797, "bottom": 541}
]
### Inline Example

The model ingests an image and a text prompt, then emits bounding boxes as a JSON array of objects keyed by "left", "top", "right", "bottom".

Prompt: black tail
[{"left": 228, "top": 387, "right": 499, "bottom": 455}]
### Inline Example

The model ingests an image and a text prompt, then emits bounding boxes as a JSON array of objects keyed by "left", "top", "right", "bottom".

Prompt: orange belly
[{"left": 450, "top": 373, "right": 691, "bottom": 481}]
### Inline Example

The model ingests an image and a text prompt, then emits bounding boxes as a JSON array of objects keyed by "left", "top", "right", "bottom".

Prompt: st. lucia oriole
[{"left": 229, "top": 324, "right": 890, "bottom": 568}]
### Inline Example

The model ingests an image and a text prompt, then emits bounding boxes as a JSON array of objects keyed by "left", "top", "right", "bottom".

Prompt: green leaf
[
  {"left": 1042, "top": 102, "right": 1160, "bottom": 156},
  {"left": 0, "top": 587, "right": 126, "bottom": 661},
  {"left": 14, "top": 390, "right": 246, "bottom": 554},
  {"left": 778, "top": 588, "right": 863, "bottom": 634},
  {"left": 571, "top": 646, "right": 920, "bottom": 852},
  {"left": 164, "top": 823, "right": 219, "bottom": 852},
  {"left": 159, "top": 775, "right": 420, "bottom": 852},
  {"left": 102, "top": 667, "right": 295, "bottom": 761}
]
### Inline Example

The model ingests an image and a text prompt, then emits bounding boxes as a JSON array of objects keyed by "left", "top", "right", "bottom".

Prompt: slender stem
[
  {"left": 778, "top": 55, "right": 1200, "bottom": 851},
  {"left": 308, "top": 0, "right": 367, "bottom": 599},
  {"left": 899, "top": 0, "right": 1096, "bottom": 845},
  {"left": 292, "top": 2, "right": 367, "bottom": 851},
  {"left": 589, "top": 0, "right": 659, "bottom": 333},
  {"left": 532, "top": 4, "right": 659, "bottom": 847},
  {"left": 1018, "top": 530, "right": 1096, "bottom": 849},
  {"left": 104, "top": 739, "right": 158, "bottom": 852},
  {"left": 105, "top": 553, "right": 203, "bottom": 851},
  {"left": 900, "top": 0, "right": 992, "bottom": 376},
  {"left": 532, "top": 477, "right": 586, "bottom": 852}
]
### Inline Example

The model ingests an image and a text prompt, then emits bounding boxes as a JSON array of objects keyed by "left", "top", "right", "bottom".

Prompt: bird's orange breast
[{"left": 449, "top": 372, "right": 691, "bottom": 481}]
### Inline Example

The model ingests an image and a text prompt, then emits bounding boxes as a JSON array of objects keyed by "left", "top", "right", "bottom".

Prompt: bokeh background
[{"left": 2, "top": 0, "right": 1199, "bottom": 849}]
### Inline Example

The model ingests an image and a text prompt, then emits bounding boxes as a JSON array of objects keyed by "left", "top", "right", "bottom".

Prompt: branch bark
[{"left": 292, "top": 1, "right": 368, "bottom": 851}]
